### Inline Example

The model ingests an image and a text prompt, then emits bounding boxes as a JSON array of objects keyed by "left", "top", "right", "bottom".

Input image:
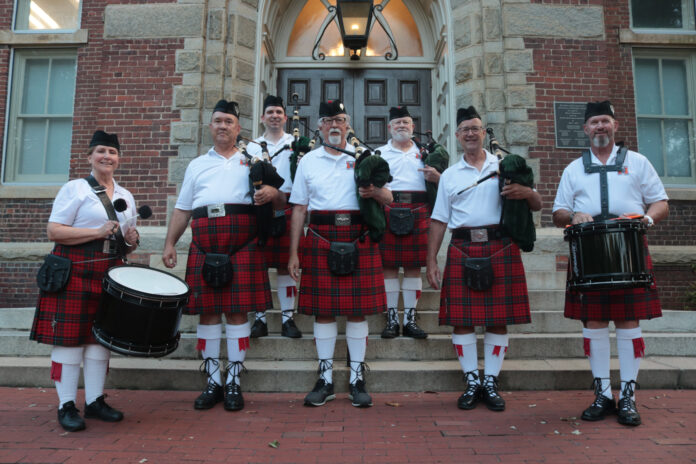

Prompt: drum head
[{"left": 107, "top": 266, "right": 189, "bottom": 297}]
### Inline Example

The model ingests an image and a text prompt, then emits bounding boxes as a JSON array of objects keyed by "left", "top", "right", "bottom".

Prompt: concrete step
[
  {"left": 1, "top": 356, "right": 693, "bottom": 391},
  {"left": 3, "top": 307, "right": 693, "bottom": 334},
  {"left": 4, "top": 330, "right": 695, "bottom": 360}
]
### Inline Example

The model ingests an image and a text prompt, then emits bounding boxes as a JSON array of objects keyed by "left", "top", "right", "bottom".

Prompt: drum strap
[
  {"left": 582, "top": 144, "right": 628, "bottom": 220},
  {"left": 85, "top": 175, "right": 129, "bottom": 260}
]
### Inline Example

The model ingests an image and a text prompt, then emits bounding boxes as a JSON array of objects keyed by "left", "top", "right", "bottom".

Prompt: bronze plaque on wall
[{"left": 554, "top": 102, "right": 590, "bottom": 149}]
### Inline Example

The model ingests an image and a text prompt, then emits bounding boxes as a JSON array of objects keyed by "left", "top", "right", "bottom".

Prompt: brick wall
[
  {"left": 0, "top": 261, "right": 40, "bottom": 307},
  {"left": 654, "top": 265, "right": 696, "bottom": 310}
]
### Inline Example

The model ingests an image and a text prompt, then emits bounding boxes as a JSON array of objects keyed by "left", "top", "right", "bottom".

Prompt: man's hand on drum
[
  {"left": 162, "top": 245, "right": 177, "bottom": 269},
  {"left": 571, "top": 211, "right": 593, "bottom": 225}
]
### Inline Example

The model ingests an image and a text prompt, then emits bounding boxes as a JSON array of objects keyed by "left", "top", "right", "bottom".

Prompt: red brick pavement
[{"left": 0, "top": 388, "right": 694, "bottom": 463}]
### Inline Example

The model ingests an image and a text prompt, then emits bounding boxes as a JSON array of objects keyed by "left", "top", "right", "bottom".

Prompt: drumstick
[{"left": 122, "top": 206, "right": 153, "bottom": 224}]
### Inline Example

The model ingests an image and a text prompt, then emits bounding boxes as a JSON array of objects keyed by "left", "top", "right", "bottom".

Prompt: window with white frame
[
  {"left": 14, "top": 0, "right": 81, "bottom": 32},
  {"left": 633, "top": 51, "right": 695, "bottom": 185},
  {"left": 3, "top": 49, "right": 77, "bottom": 184},
  {"left": 630, "top": 0, "right": 696, "bottom": 30}
]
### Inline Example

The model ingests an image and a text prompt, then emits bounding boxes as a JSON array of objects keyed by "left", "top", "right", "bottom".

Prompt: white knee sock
[
  {"left": 277, "top": 275, "right": 297, "bottom": 323},
  {"left": 483, "top": 332, "right": 509, "bottom": 378},
  {"left": 197, "top": 323, "right": 223, "bottom": 386},
  {"left": 83, "top": 344, "right": 111, "bottom": 405},
  {"left": 51, "top": 346, "right": 84, "bottom": 408},
  {"left": 452, "top": 333, "right": 479, "bottom": 383},
  {"left": 616, "top": 327, "right": 644, "bottom": 400},
  {"left": 384, "top": 278, "right": 400, "bottom": 310},
  {"left": 346, "top": 320, "right": 369, "bottom": 384},
  {"left": 583, "top": 327, "right": 612, "bottom": 399},
  {"left": 226, "top": 322, "right": 250, "bottom": 385},
  {"left": 314, "top": 322, "right": 338, "bottom": 384},
  {"left": 401, "top": 277, "right": 422, "bottom": 324}
]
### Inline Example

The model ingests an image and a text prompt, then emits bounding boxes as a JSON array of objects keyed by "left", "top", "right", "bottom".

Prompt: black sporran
[
  {"left": 327, "top": 241, "right": 358, "bottom": 276},
  {"left": 269, "top": 214, "right": 287, "bottom": 238},
  {"left": 388, "top": 207, "right": 415, "bottom": 236},
  {"left": 36, "top": 254, "right": 72, "bottom": 292},
  {"left": 464, "top": 257, "right": 494, "bottom": 291},
  {"left": 201, "top": 252, "right": 233, "bottom": 287}
]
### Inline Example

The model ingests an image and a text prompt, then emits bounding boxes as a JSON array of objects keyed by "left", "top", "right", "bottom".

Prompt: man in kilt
[
  {"left": 426, "top": 106, "right": 541, "bottom": 411},
  {"left": 288, "top": 100, "right": 392, "bottom": 408},
  {"left": 246, "top": 95, "right": 302, "bottom": 339},
  {"left": 377, "top": 106, "right": 439, "bottom": 339},
  {"left": 162, "top": 100, "right": 286, "bottom": 411},
  {"left": 552, "top": 101, "right": 669, "bottom": 426},
  {"left": 31, "top": 130, "right": 140, "bottom": 431}
]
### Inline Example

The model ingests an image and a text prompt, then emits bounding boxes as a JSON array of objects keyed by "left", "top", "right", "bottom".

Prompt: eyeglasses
[
  {"left": 322, "top": 117, "right": 347, "bottom": 126},
  {"left": 456, "top": 126, "right": 483, "bottom": 135}
]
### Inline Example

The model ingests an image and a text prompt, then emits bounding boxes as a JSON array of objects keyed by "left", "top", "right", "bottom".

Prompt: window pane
[
  {"left": 21, "top": 59, "right": 49, "bottom": 114},
  {"left": 662, "top": 60, "right": 688, "bottom": 116},
  {"left": 637, "top": 118, "right": 664, "bottom": 176},
  {"left": 18, "top": 119, "right": 47, "bottom": 175},
  {"left": 634, "top": 59, "right": 661, "bottom": 114},
  {"left": 664, "top": 119, "right": 692, "bottom": 177},
  {"left": 15, "top": 0, "right": 80, "bottom": 31},
  {"left": 631, "top": 0, "right": 683, "bottom": 28},
  {"left": 48, "top": 58, "right": 77, "bottom": 114}
]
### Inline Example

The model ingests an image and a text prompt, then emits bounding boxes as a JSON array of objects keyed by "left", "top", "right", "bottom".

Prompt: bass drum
[
  {"left": 94, "top": 265, "right": 189, "bottom": 357},
  {"left": 564, "top": 219, "right": 652, "bottom": 291}
]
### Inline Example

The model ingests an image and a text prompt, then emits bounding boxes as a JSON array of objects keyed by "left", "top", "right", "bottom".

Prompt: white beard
[
  {"left": 592, "top": 134, "right": 611, "bottom": 148},
  {"left": 391, "top": 130, "right": 412, "bottom": 143},
  {"left": 328, "top": 133, "right": 343, "bottom": 145}
]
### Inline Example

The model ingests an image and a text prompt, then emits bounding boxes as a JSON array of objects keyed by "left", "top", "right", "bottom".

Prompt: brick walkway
[{"left": 0, "top": 387, "right": 694, "bottom": 463}]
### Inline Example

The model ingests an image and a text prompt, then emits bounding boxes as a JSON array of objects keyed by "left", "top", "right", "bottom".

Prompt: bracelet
[
  {"left": 644, "top": 214, "right": 654, "bottom": 228},
  {"left": 569, "top": 211, "right": 575, "bottom": 223}
]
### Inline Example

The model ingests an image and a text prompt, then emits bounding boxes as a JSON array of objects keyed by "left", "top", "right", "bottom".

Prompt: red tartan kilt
[
  {"left": 439, "top": 237, "right": 531, "bottom": 327},
  {"left": 297, "top": 211, "right": 386, "bottom": 317},
  {"left": 564, "top": 237, "right": 662, "bottom": 321},
  {"left": 261, "top": 206, "right": 292, "bottom": 269},
  {"left": 185, "top": 212, "right": 272, "bottom": 315},
  {"left": 379, "top": 201, "right": 429, "bottom": 268},
  {"left": 31, "top": 244, "right": 122, "bottom": 346}
]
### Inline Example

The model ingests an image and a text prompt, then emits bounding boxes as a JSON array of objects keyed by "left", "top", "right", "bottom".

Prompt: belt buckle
[
  {"left": 335, "top": 213, "right": 351, "bottom": 226},
  {"left": 207, "top": 203, "right": 226, "bottom": 218},
  {"left": 103, "top": 240, "right": 116, "bottom": 254},
  {"left": 399, "top": 192, "right": 412, "bottom": 203},
  {"left": 471, "top": 229, "right": 488, "bottom": 242}
]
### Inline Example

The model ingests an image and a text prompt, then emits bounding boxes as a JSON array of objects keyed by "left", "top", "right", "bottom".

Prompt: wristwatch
[{"left": 644, "top": 214, "right": 654, "bottom": 228}]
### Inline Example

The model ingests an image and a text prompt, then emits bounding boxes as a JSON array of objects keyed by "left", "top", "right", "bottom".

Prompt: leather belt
[
  {"left": 392, "top": 191, "right": 428, "bottom": 204},
  {"left": 192, "top": 204, "right": 253, "bottom": 219},
  {"left": 70, "top": 239, "right": 118, "bottom": 254},
  {"left": 452, "top": 227, "right": 505, "bottom": 242},
  {"left": 309, "top": 212, "right": 364, "bottom": 226}
]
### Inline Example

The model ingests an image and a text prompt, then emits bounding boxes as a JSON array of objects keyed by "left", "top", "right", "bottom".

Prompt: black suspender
[
  {"left": 582, "top": 145, "right": 628, "bottom": 221},
  {"left": 84, "top": 175, "right": 129, "bottom": 259}
]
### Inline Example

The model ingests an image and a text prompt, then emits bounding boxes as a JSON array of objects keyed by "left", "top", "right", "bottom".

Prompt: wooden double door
[{"left": 278, "top": 68, "right": 431, "bottom": 148}]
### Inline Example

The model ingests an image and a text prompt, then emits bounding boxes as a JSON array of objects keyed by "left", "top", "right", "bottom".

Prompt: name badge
[
  {"left": 346, "top": 161, "right": 355, "bottom": 170},
  {"left": 240, "top": 159, "right": 250, "bottom": 166}
]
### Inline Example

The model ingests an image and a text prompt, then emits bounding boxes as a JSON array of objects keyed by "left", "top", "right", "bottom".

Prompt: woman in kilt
[
  {"left": 426, "top": 107, "right": 541, "bottom": 412},
  {"left": 30, "top": 130, "right": 140, "bottom": 432},
  {"left": 288, "top": 100, "right": 392, "bottom": 408}
]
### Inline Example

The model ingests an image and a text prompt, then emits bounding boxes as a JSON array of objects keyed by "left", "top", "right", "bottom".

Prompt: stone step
[
  {"left": 4, "top": 331, "right": 695, "bottom": 360},
  {"left": 1, "top": 356, "right": 693, "bottom": 391},
  {"left": 4, "top": 307, "right": 693, "bottom": 334}
]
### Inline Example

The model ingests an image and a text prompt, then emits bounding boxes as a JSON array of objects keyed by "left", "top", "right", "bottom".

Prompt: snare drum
[
  {"left": 564, "top": 219, "right": 652, "bottom": 291},
  {"left": 94, "top": 265, "right": 189, "bottom": 357}
]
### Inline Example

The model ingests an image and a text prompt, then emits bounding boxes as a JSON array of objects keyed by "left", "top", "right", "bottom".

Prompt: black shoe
[
  {"left": 381, "top": 308, "right": 399, "bottom": 339},
  {"left": 57, "top": 401, "right": 86, "bottom": 432},
  {"left": 194, "top": 380, "right": 224, "bottom": 410},
  {"left": 457, "top": 371, "right": 481, "bottom": 410},
  {"left": 617, "top": 381, "right": 641, "bottom": 426},
  {"left": 348, "top": 379, "right": 373, "bottom": 408},
  {"left": 224, "top": 383, "right": 244, "bottom": 411},
  {"left": 304, "top": 378, "right": 336, "bottom": 406},
  {"left": 581, "top": 378, "right": 616, "bottom": 421},
  {"left": 402, "top": 310, "right": 428, "bottom": 339},
  {"left": 281, "top": 319, "right": 302, "bottom": 338},
  {"left": 84, "top": 395, "right": 123, "bottom": 422},
  {"left": 250, "top": 318, "right": 268, "bottom": 338},
  {"left": 481, "top": 375, "right": 505, "bottom": 411}
]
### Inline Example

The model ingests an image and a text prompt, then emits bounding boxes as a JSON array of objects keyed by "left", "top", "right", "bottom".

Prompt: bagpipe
[
  {"left": 288, "top": 93, "right": 316, "bottom": 182},
  {"left": 457, "top": 128, "right": 536, "bottom": 251},
  {"left": 412, "top": 130, "right": 450, "bottom": 210},
  {"left": 236, "top": 136, "right": 285, "bottom": 247}
]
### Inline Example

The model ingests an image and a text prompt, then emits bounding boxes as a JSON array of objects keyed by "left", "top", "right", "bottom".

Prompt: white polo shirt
[
  {"left": 552, "top": 145, "right": 668, "bottom": 217},
  {"left": 175, "top": 147, "right": 257, "bottom": 211},
  {"left": 247, "top": 132, "right": 295, "bottom": 194},
  {"left": 49, "top": 176, "right": 136, "bottom": 230},
  {"left": 431, "top": 150, "right": 502, "bottom": 228},
  {"left": 377, "top": 139, "right": 426, "bottom": 192},
  {"left": 289, "top": 145, "right": 360, "bottom": 211}
]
